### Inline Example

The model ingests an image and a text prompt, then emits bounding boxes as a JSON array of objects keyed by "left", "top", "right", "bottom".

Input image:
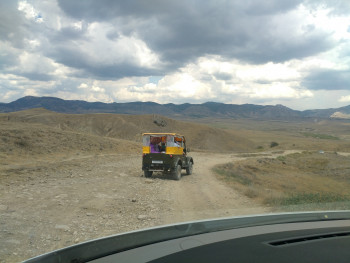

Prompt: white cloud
[
  {"left": 158, "top": 73, "right": 210, "bottom": 99},
  {"left": 73, "top": 21, "right": 83, "bottom": 30},
  {"left": 247, "top": 83, "right": 313, "bottom": 99},
  {"left": 2, "top": 90, "right": 20, "bottom": 100},
  {"left": 76, "top": 22, "right": 161, "bottom": 68},
  {"left": 236, "top": 62, "right": 300, "bottom": 82},
  {"left": 17, "top": 52, "right": 55, "bottom": 74},
  {"left": 77, "top": 82, "right": 105, "bottom": 93},
  {"left": 303, "top": 4, "right": 350, "bottom": 41},
  {"left": 25, "top": 39, "right": 41, "bottom": 50},
  {"left": 0, "top": 72, "right": 59, "bottom": 102},
  {"left": 23, "top": 88, "right": 39, "bottom": 96},
  {"left": 53, "top": 90, "right": 113, "bottom": 103},
  {"left": 18, "top": 1, "right": 43, "bottom": 23},
  {"left": 107, "top": 55, "right": 320, "bottom": 104},
  {"left": 78, "top": 83, "right": 88, "bottom": 89},
  {"left": 91, "top": 85, "right": 104, "bottom": 92},
  {"left": 339, "top": 95, "right": 350, "bottom": 103}
]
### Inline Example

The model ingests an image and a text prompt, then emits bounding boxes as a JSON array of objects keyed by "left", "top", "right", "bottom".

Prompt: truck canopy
[{"left": 142, "top": 133, "right": 185, "bottom": 154}]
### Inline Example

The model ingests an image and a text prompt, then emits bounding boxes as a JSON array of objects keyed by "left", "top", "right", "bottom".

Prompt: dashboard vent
[{"left": 269, "top": 232, "right": 350, "bottom": 246}]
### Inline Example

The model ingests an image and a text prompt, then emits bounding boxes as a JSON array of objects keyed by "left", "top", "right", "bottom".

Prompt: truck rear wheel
[
  {"left": 186, "top": 162, "right": 193, "bottom": 175},
  {"left": 144, "top": 170, "right": 153, "bottom": 178},
  {"left": 173, "top": 165, "right": 182, "bottom": 181}
]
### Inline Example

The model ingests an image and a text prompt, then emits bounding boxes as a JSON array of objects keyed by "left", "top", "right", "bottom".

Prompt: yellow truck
[{"left": 142, "top": 133, "right": 194, "bottom": 180}]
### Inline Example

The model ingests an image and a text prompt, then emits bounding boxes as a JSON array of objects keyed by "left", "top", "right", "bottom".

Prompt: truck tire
[
  {"left": 173, "top": 164, "right": 182, "bottom": 181},
  {"left": 144, "top": 170, "right": 153, "bottom": 178},
  {"left": 186, "top": 162, "right": 193, "bottom": 175}
]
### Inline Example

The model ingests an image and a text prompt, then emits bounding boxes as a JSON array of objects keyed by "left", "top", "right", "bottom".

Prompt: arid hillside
[
  {"left": 1, "top": 109, "right": 350, "bottom": 263},
  {"left": 1, "top": 108, "right": 256, "bottom": 155},
  {"left": 0, "top": 109, "right": 262, "bottom": 262},
  {"left": 0, "top": 122, "right": 139, "bottom": 167}
]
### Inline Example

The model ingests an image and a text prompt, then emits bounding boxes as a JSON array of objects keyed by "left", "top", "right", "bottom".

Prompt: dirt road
[
  {"left": 0, "top": 151, "right": 269, "bottom": 262},
  {"left": 159, "top": 152, "right": 268, "bottom": 224}
]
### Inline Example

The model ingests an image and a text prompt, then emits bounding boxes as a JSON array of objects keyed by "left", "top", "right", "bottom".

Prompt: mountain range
[{"left": 1, "top": 96, "right": 350, "bottom": 120}]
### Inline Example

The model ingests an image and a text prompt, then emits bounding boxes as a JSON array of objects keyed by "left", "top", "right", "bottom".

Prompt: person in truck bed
[
  {"left": 160, "top": 142, "right": 166, "bottom": 152},
  {"left": 150, "top": 143, "right": 160, "bottom": 153}
]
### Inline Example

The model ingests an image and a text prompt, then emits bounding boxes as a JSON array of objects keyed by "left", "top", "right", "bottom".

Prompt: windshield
[{"left": 1, "top": 1, "right": 350, "bottom": 262}]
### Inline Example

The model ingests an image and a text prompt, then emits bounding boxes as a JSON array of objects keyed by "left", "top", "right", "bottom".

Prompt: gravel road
[{"left": 0, "top": 152, "right": 268, "bottom": 262}]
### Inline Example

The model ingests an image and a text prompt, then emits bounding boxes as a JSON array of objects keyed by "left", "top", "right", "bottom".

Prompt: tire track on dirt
[
  {"left": 1, "top": 150, "right": 300, "bottom": 262},
  {"left": 157, "top": 152, "right": 269, "bottom": 225}
]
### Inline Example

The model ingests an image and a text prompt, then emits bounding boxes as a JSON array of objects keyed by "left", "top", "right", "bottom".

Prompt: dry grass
[
  {"left": 213, "top": 152, "right": 350, "bottom": 210},
  {"left": 0, "top": 120, "right": 140, "bottom": 167},
  {"left": 192, "top": 117, "right": 350, "bottom": 152},
  {"left": 0, "top": 108, "right": 259, "bottom": 172},
  {"left": 1, "top": 108, "right": 256, "bottom": 153}
]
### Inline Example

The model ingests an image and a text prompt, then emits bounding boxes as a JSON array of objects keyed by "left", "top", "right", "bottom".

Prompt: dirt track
[{"left": 0, "top": 152, "right": 268, "bottom": 262}]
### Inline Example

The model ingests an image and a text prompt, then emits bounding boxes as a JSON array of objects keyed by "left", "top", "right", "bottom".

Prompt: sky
[{"left": 0, "top": 0, "right": 350, "bottom": 110}]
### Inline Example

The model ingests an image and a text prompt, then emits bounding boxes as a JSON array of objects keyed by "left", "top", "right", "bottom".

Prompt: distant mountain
[
  {"left": 302, "top": 105, "right": 350, "bottom": 119},
  {"left": 0, "top": 96, "right": 349, "bottom": 120}
]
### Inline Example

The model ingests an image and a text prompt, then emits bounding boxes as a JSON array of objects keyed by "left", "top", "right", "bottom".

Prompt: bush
[
  {"left": 276, "top": 156, "right": 286, "bottom": 162},
  {"left": 15, "top": 138, "right": 30, "bottom": 148},
  {"left": 270, "top": 142, "right": 279, "bottom": 148}
]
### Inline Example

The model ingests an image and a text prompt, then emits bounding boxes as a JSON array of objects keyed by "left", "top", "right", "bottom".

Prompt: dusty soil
[
  {"left": 0, "top": 152, "right": 268, "bottom": 263},
  {"left": 2, "top": 110, "right": 348, "bottom": 262}
]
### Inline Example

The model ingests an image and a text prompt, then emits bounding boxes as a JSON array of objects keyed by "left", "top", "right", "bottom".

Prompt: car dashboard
[{"left": 24, "top": 211, "right": 350, "bottom": 263}]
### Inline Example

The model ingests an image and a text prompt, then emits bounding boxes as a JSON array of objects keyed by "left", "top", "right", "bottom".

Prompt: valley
[{"left": 0, "top": 109, "right": 349, "bottom": 262}]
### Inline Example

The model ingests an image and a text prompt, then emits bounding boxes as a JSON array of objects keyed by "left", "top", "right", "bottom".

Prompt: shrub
[
  {"left": 270, "top": 141, "right": 279, "bottom": 148},
  {"left": 276, "top": 156, "right": 286, "bottom": 162},
  {"left": 15, "top": 138, "right": 30, "bottom": 148}
]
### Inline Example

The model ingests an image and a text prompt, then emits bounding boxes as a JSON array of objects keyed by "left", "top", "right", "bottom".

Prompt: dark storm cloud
[
  {"left": 18, "top": 72, "right": 54, "bottom": 82},
  {"left": 1, "top": 0, "right": 349, "bottom": 106},
  {"left": 0, "top": 50, "right": 19, "bottom": 70},
  {"left": 214, "top": 72, "right": 233, "bottom": 81},
  {"left": 232, "top": 33, "right": 334, "bottom": 64},
  {"left": 57, "top": 0, "right": 181, "bottom": 20},
  {"left": 48, "top": 44, "right": 162, "bottom": 79},
  {"left": 57, "top": 0, "right": 304, "bottom": 22},
  {"left": 49, "top": 48, "right": 85, "bottom": 70},
  {"left": 85, "top": 64, "right": 162, "bottom": 79},
  {"left": 56, "top": 0, "right": 334, "bottom": 70},
  {"left": 52, "top": 26, "right": 89, "bottom": 43},
  {"left": 0, "top": 0, "right": 29, "bottom": 48},
  {"left": 303, "top": 70, "right": 350, "bottom": 90}
]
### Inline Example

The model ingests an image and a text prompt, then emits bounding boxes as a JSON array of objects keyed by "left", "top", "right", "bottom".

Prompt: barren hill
[
  {"left": 0, "top": 108, "right": 255, "bottom": 159},
  {"left": 0, "top": 122, "right": 139, "bottom": 169},
  {"left": 5, "top": 96, "right": 350, "bottom": 120}
]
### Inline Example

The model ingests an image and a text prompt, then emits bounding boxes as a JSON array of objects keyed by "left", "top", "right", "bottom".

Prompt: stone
[
  {"left": 55, "top": 224, "right": 70, "bottom": 231},
  {"left": 0, "top": 204, "right": 8, "bottom": 211},
  {"left": 137, "top": 215, "right": 147, "bottom": 220}
]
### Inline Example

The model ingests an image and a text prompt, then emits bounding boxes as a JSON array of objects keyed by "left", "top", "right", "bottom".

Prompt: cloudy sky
[{"left": 1, "top": 0, "right": 350, "bottom": 110}]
